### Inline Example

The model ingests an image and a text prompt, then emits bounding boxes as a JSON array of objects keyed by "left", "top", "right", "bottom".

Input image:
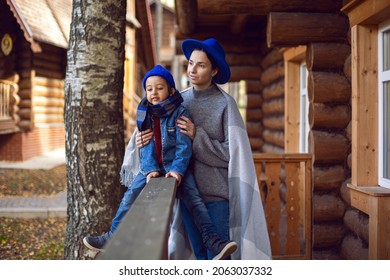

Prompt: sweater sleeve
[{"left": 192, "top": 109, "right": 230, "bottom": 168}]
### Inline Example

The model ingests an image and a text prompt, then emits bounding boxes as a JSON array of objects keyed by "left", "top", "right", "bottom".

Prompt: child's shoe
[
  {"left": 212, "top": 240, "right": 238, "bottom": 260},
  {"left": 83, "top": 233, "right": 110, "bottom": 252}
]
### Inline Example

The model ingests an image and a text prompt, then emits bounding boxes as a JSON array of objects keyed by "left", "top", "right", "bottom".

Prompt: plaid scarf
[{"left": 136, "top": 90, "right": 183, "bottom": 131}]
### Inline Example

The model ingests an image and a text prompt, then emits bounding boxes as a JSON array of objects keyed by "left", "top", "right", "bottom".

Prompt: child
[{"left": 83, "top": 65, "right": 237, "bottom": 260}]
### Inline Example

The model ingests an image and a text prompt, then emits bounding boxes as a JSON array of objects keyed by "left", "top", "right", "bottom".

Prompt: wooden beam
[
  {"left": 307, "top": 43, "right": 351, "bottom": 71},
  {"left": 175, "top": 0, "right": 197, "bottom": 35},
  {"left": 230, "top": 14, "right": 251, "bottom": 35},
  {"left": 230, "top": 66, "right": 262, "bottom": 81},
  {"left": 98, "top": 177, "right": 177, "bottom": 260},
  {"left": 176, "top": 37, "right": 262, "bottom": 55},
  {"left": 136, "top": 0, "right": 157, "bottom": 69},
  {"left": 341, "top": 0, "right": 390, "bottom": 27},
  {"left": 267, "top": 12, "right": 349, "bottom": 48},
  {"left": 197, "top": 0, "right": 341, "bottom": 15}
]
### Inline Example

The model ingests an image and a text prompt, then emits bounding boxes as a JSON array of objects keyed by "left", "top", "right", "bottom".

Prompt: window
[
  {"left": 299, "top": 63, "right": 309, "bottom": 153},
  {"left": 378, "top": 20, "right": 390, "bottom": 188},
  {"left": 283, "top": 46, "right": 307, "bottom": 153}
]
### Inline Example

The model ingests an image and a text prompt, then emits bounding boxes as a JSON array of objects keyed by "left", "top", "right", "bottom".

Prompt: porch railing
[
  {"left": 98, "top": 153, "right": 313, "bottom": 260},
  {"left": 253, "top": 153, "right": 312, "bottom": 260},
  {"left": 0, "top": 79, "right": 13, "bottom": 120},
  {"left": 0, "top": 79, "right": 18, "bottom": 132}
]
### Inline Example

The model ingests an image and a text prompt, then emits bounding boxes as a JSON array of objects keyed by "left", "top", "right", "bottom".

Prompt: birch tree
[{"left": 64, "top": 0, "right": 127, "bottom": 259}]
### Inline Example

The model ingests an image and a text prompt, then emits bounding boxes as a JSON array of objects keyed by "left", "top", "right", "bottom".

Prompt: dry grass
[{"left": 0, "top": 164, "right": 66, "bottom": 197}]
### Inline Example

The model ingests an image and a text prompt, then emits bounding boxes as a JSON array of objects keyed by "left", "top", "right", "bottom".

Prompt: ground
[
  {"left": 0, "top": 164, "right": 67, "bottom": 260},
  {"left": 0, "top": 164, "right": 66, "bottom": 197}
]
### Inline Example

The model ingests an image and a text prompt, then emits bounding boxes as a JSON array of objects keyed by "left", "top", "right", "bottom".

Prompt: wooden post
[
  {"left": 351, "top": 25, "right": 378, "bottom": 186},
  {"left": 348, "top": 185, "right": 390, "bottom": 259}
]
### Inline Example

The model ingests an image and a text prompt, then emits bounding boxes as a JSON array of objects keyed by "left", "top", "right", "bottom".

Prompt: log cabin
[
  {"left": 0, "top": 0, "right": 156, "bottom": 160},
  {"left": 173, "top": 0, "right": 390, "bottom": 260}
]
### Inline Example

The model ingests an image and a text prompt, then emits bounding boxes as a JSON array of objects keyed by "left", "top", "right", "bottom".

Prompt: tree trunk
[{"left": 64, "top": 0, "right": 126, "bottom": 260}]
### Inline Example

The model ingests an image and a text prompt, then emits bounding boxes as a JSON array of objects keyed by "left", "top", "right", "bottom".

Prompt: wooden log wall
[
  {"left": 32, "top": 44, "right": 65, "bottom": 126},
  {"left": 260, "top": 49, "right": 284, "bottom": 154},
  {"left": 15, "top": 42, "right": 66, "bottom": 130},
  {"left": 16, "top": 40, "right": 34, "bottom": 131},
  {"left": 225, "top": 45, "right": 264, "bottom": 152},
  {"left": 306, "top": 41, "right": 365, "bottom": 259}
]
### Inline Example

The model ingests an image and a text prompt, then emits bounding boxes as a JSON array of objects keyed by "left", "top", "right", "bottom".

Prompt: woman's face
[
  {"left": 187, "top": 50, "right": 218, "bottom": 90},
  {"left": 145, "top": 76, "right": 172, "bottom": 105}
]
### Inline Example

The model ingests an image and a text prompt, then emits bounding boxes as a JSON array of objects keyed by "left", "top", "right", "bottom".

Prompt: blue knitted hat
[{"left": 142, "top": 64, "right": 176, "bottom": 90}]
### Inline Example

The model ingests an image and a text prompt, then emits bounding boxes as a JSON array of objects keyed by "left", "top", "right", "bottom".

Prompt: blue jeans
[
  {"left": 110, "top": 172, "right": 147, "bottom": 234},
  {"left": 180, "top": 199, "right": 230, "bottom": 260},
  {"left": 177, "top": 172, "right": 224, "bottom": 256}
]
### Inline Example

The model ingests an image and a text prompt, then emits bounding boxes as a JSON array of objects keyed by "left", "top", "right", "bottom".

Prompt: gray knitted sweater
[{"left": 181, "top": 85, "right": 230, "bottom": 202}]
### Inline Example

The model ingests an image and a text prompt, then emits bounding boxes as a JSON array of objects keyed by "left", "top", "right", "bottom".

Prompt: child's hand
[
  {"left": 147, "top": 171, "right": 160, "bottom": 183},
  {"left": 166, "top": 172, "right": 182, "bottom": 186}
]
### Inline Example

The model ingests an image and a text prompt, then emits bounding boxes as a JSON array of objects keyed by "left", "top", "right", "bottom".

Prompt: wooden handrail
[{"left": 98, "top": 177, "right": 177, "bottom": 260}]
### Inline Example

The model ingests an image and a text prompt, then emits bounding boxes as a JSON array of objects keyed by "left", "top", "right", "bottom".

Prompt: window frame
[
  {"left": 283, "top": 46, "right": 307, "bottom": 153},
  {"left": 299, "top": 63, "right": 309, "bottom": 153},
  {"left": 378, "top": 19, "right": 390, "bottom": 188}
]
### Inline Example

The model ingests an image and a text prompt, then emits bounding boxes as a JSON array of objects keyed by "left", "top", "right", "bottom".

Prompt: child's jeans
[{"left": 109, "top": 172, "right": 147, "bottom": 234}]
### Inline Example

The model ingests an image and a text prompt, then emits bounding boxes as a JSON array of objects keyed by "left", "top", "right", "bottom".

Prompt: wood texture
[
  {"left": 197, "top": 0, "right": 341, "bottom": 14},
  {"left": 308, "top": 71, "right": 351, "bottom": 103},
  {"left": 309, "top": 103, "right": 351, "bottom": 129},
  {"left": 267, "top": 12, "right": 349, "bottom": 47},
  {"left": 175, "top": 0, "right": 197, "bottom": 35},
  {"left": 313, "top": 165, "right": 346, "bottom": 191},
  {"left": 309, "top": 130, "right": 349, "bottom": 164},
  {"left": 98, "top": 178, "right": 177, "bottom": 260},
  {"left": 306, "top": 42, "right": 351, "bottom": 71},
  {"left": 351, "top": 25, "right": 378, "bottom": 186},
  {"left": 253, "top": 153, "right": 312, "bottom": 259}
]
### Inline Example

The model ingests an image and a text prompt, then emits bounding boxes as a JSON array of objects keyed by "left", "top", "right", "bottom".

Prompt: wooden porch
[{"left": 98, "top": 153, "right": 312, "bottom": 260}]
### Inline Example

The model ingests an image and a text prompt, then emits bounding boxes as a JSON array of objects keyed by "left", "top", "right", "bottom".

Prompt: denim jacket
[{"left": 140, "top": 105, "right": 192, "bottom": 176}]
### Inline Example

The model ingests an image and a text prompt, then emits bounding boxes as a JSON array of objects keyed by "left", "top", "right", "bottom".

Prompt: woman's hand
[
  {"left": 136, "top": 129, "right": 153, "bottom": 148},
  {"left": 166, "top": 171, "right": 182, "bottom": 186},
  {"left": 176, "top": 115, "right": 196, "bottom": 140},
  {"left": 146, "top": 171, "right": 160, "bottom": 183}
]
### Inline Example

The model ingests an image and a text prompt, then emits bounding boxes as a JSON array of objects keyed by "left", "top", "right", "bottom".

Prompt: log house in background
[
  {"left": 0, "top": 0, "right": 156, "bottom": 160},
  {"left": 174, "top": 0, "right": 390, "bottom": 259}
]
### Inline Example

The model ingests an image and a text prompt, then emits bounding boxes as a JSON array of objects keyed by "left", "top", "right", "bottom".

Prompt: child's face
[{"left": 145, "top": 76, "right": 172, "bottom": 105}]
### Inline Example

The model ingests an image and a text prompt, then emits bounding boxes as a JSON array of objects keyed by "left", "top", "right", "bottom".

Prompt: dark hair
[{"left": 193, "top": 48, "right": 218, "bottom": 70}]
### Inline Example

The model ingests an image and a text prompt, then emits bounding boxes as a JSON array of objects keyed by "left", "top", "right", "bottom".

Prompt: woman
[{"left": 126, "top": 38, "right": 271, "bottom": 260}]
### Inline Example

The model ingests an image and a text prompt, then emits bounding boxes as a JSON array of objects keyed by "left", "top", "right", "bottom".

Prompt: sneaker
[
  {"left": 212, "top": 240, "right": 238, "bottom": 260},
  {"left": 83, "top": 235, "right": 108, "bottom": 252}
]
